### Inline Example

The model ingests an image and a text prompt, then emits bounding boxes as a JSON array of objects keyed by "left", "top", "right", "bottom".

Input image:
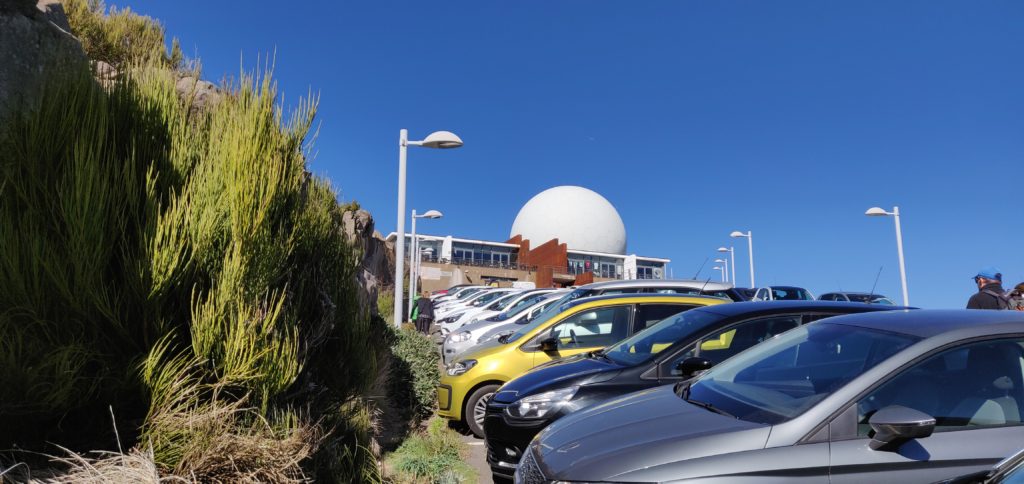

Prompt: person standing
[
  {"left": 967, "top": 267, "right": 1009, "bottom": 309},
  {"left": 1007, "top": 282, "right": 1024, "bottom": 311},
  {"left": 415, "top": 290, "right": 434, "bottom": 333}
]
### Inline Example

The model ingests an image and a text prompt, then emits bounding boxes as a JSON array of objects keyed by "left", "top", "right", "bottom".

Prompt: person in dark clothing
[
  {"left": 415, "top": 291, "right": 434, "bottom": 333},
  {"left": 967, "top": 267, "right": 1008, "bottom": 309}
]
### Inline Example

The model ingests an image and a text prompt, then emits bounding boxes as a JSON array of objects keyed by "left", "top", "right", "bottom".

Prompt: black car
[{"left": 483, "top": 300, "right": 906, "bottom": 481}]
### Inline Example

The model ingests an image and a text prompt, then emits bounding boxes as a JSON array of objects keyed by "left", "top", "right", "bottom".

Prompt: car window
[
  {"left": 634, "top": 304, "right": 693, "bottom": 332},
  {"left": 663, "top": 314, "right": 803, "bottom": 376},
  {"left": 543, "top": 305, "right": 632, "bottom": 350},
  {"left": 684, "top": 323, "right": 919, "bottom": 425},
  {"left": 605, "top": 309, "right": 721, "bottom": 366},
  {"left": 855, "top": 339, "right": 1024, "bottom": 436},
  {"left": 820, "top": 294, "right": 835, "bottom": 301}
]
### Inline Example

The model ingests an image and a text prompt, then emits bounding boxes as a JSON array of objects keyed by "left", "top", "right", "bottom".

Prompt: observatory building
[{"left": 387, "top": 186, "right": 669, "bottom": 291}]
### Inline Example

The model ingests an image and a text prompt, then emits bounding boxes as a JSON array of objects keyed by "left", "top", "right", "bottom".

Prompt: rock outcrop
[
  {"left": 0, "top": 0, "right": 89, "bottom": 123},
  {"left": 342, "top": 209, "right": 395, "bottom": 317}
]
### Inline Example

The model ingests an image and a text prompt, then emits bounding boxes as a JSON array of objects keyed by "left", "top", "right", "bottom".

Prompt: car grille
[{"left": 515, "top": 449, "right": 546, "bottom": 484}]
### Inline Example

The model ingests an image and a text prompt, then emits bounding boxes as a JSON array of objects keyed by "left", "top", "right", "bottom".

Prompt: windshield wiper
[
  {"left": 498, "top": 333, "right": 511, "bottom": 344},
  {"left": 590, "top": 349, "right": 613, "bottom": 362},
  {"left": 684, "top": 394, "right": 737, "bottom": 419}
]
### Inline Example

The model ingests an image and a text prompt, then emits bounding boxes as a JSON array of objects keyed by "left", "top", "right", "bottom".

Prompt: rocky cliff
[{"left": 342, "top": 209, "right": 395, "bottom": 318}]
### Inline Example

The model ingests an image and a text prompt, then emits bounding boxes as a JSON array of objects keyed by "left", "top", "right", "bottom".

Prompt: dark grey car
[{"left": 518, "top": 310, "right": 1024, "bottom": 483}]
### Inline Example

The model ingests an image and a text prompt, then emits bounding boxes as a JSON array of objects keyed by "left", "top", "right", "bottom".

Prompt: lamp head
[
  {"left": 865, "top": 207, "right": 889, "bottom": 217},
  {"left": 717, "top": 247, "right": 729, "bottom": 252},
  {"left": 420, "top": 131, "right": 463, "bottom": 149},
  {"left": 715, "top": 259, "right": 727, "bottom": 263},
  {"left": 730, "top": 231, "right": 747, "bottom": 238},
  {"left": 422, "top": 209, "right": 443, "bottom": 219},
  {"left": 713, "top": 266, "right": 722, "bottom": 270}
]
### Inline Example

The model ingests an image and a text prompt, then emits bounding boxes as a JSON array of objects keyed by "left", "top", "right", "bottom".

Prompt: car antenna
[
  {"left": 692, "top": 257, "right": 709, "bottom": 280},
  {"left": 869, "top": 266, "right": 883, "bottom": 297},
  {"left": 700, "top": 277, "right": 713, "bottom": 293}
]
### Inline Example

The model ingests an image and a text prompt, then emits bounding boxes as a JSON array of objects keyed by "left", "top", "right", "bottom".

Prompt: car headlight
[
  {"left": 450, "top": 331, "right": 472, "bottom": 343},
  {"left": 506, "top": 386, "right": 579, "bottom": 419},
  {"left": 446, "top": 359, "right": 477, "bottom": 376}
]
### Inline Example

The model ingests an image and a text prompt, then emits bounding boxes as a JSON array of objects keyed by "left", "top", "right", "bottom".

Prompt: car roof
[
  {"left": 824, "top": 292, "right": 886, "bottom": 297},
  {"left": 563, "top": 292, "right": 727, "bottom": 311},
  {"left": 579, "top": 279, "right": 734, "bottom": 291},
  {"left": 821, "top": 309, "right": 1024, "bottom": 338},
  {"left": 694, "top": 300, "right": 908, "bottom": 317}
]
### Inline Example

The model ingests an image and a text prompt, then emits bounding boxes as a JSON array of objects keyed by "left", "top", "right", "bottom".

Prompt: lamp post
[
  {"left": 717, "top": 246, "right": 736, "bottom": 285},
  {"left": 408, "top": 209, "right": 443, "bottom": 312},
  {"left": 394, "top": 130, "right": 463, "bottom": 327},
  {"left": 714, "top": 258, "right": 729, "bottom": 282},
  {"left": 730, "top": 231, "right": 755, "bottom": 287},
  {"left": 865, "top": 206, "right": 909, "bottom": 306},
  {"left": 712, "top": 265, "right": 726, "bottom": 282}
]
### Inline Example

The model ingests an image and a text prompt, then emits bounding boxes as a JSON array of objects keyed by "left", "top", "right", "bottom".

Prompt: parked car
[
  {"left": 518, "top": 309, "right": 1024, "bottom": 483},
  {"left": 438, "top": 289, "right": 525, "bottom": 335},
  {"left": 484, "top": 300, "right": 905, "bottom": 481},
  {"left": 938, "top": 447, "right": 1024, "bottom": 483},
  {"left": 431, "top": 285, "right": 488, "bottom": 306},
  {"left": 440, "top": 289, "right": 558, "bottom": 336},
  {"left": 473, "top": 296, "right": 568, "bottom": 347},
  {"left": 819, "top": 292, "right": 896, "bottom": 305},
  {"left": 751, "top": 285, "right": 816, "bottom": 301},
  {"left": 436, "top": 288, "right": 515, "bottom": 319},
  {"left": 438, "top": 293, "right": 728, "bottom": 437},
  {"left": 442, "top": 291, "right": 566, "bottom": 364}
]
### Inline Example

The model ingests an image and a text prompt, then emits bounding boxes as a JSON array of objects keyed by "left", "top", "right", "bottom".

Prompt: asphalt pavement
[{"left": 461, "top": 432, "right": 493, "bottom": 483}]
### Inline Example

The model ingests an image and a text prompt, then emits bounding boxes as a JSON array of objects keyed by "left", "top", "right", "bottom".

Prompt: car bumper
[{"left": 484, "top": 400, "right": 552, "bottom": 478}]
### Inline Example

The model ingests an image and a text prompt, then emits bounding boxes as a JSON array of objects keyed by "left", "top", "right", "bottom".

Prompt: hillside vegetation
[{"left": 0, "top": 1, "right": 444, "bottom": 482}]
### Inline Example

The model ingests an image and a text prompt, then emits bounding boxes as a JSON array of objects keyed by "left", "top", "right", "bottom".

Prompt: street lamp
[
  {"left": 394, "top": 129, "right": 463, "bottom": 327},
  {"left": 865, "top": 206, "right": 909, "bottom": 306},
  {"left": 717, "top": 246, "right": 736, "bottom": 285},
  {"left": 714, "top": 258, "right": 729, "bottom": 282},
  {"left": 730, "top": 231, "right": 755, "bottom": 287},
  {"left": 712, "top": 265, "right": 726, "bottom": 282},
  {"left": 409, "top": 209, "right": 443, "bottom": 312}
]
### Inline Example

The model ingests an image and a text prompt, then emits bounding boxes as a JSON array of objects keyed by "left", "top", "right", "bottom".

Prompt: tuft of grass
[{"left": 385, "top": 419, "right": 476, "bottom": 484}]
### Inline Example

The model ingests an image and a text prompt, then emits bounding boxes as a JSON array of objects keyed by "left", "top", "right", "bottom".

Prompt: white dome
[{"left": 510, "top": 186, "right": 627, "bottom": 255}]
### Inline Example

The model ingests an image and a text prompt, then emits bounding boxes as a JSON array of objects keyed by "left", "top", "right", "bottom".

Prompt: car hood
[
  {"left": 494, "top": 354, "right": 623, "bottom": 403},
  {"left": 533, "top": 384, "right": 769, "bottom": 482},
  {"left": 456, "top": 317, "right": 507, "bottom": 336}
]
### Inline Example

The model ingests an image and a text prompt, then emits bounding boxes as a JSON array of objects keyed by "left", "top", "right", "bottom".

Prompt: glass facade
[{"left": 567, "top": 255, "right": 624, "bottom": 279}]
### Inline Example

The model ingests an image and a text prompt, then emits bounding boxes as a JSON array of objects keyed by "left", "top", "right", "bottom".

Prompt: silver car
[{"left": 519, "top": 310, "right": 1024, "bottom": 483}]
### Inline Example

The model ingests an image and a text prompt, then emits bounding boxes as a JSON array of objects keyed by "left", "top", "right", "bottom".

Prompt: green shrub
[
  {"left": 62, "top": 0, "right": 183, "bottom": 70},
  {"left": 389, "top": 327, "right": 441, "bottom": 424},
  {"left": 386, "top": 419, "right": 475, "bottom": 484},
  {"left": 0, "top": 7, "right": 387, "bottom": 482},
  {"left": 378, "top": 291, "right": 395, "bottom": 325}
]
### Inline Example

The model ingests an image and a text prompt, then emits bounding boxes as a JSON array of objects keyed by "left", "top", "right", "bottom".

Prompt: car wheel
[{"left": 465, "top": 383, "right": 500, "bottom": 438}]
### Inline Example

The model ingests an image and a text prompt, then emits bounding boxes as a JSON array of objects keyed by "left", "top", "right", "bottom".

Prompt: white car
[
  {"left": 435, "top": 288, "right": 506, "bottom": 319},
  {"left": 441, "top": 291, "right": 567, "bottom": 364},
  {"left": 442, "top": 288, "right": 558, "bottom": 333},
  {"left": 437, "top": 290, "right": 524, "bottom": 335},
  {"left": 750, "top": 285, "right": 816, "bottom": 301}
]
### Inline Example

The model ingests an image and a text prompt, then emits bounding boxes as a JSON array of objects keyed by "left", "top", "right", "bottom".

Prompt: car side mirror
[
  {"left": 539, "top": 337, "right": 559, "bottom": 353},
  {"left": 868, "top": 405, "right": 935, "bottom": 451},
  {"left": 675, "top": 357, "right": 714, "bottom": 378}
]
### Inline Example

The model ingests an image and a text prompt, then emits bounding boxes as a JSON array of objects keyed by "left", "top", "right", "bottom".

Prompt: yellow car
[{"left": 437, "top": 293, "right": 728, "bottom": 436}]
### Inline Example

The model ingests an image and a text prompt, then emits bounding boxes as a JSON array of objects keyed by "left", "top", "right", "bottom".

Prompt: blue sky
[{"left": 121, "top": 0, "right": 1024, "bottom": 308}]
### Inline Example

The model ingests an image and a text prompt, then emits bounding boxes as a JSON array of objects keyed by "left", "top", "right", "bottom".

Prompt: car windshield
[
  {"left": 504, "top": 289, "right": 592, "bottom": 343},
  {"left": 484, "top": 292, "right": 520, "bottom": 309},
  {"left": 604, "top": 309, "right": 722, "bottom": 366},
  {"left": 467, "top": 290, "right": 502, "bottom": 306},
  {"left": 683, "top": 322, "right": 919, "bottom": 425},
  {"left": 454, "top": 288, "right": 482, "bottom": 300},
  {"left": 493, "top": 292, "right": 528, "bottom": 311},
  {"left": 495, "top": 293, "right": 550, "bottom": 319}
]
